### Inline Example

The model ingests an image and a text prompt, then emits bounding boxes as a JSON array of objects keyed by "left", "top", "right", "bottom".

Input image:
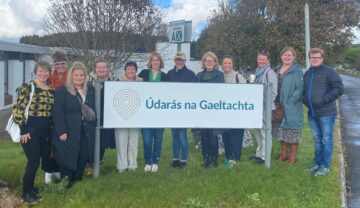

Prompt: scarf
[{"left": 254, "top": 64, "right": 270, "bottom": 84}]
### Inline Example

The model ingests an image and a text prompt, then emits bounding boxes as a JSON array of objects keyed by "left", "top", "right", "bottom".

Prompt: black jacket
[
  {"left": 303, "top": 64, "right": 343, "bottom": 117},
  {"left": 52, "top": 86, "right": 96, "bottom": 171}
]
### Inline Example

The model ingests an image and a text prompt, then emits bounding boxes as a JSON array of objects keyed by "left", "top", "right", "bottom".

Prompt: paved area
[{"left": 338, "top": 75, "right": 360, "bottom": 208}]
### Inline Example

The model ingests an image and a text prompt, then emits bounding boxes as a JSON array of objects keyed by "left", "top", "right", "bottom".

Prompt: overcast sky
[
  {"left": 0, "top": 0, "right": 219, "bottom": 42},
  {"left": 0, "top": 0, "right": 359, "bottom": 44}
]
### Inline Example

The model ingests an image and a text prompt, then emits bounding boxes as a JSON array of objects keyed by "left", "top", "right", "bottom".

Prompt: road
[{"left": 338, "top": 75, "right": 360, "bottom": 208}]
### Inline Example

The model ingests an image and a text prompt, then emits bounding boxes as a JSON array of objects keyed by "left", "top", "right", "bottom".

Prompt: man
[
  {"left": 167, "top": 52, "right": 197, "bottom": 168},
  {"left": 303, "top": 48, "right": 343, "bottom": 176}
]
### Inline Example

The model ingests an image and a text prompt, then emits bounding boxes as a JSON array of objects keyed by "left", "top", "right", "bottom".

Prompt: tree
[
  {"left": 43, "top": 0, "right": 163, "bottom": 69},
  {"left": 198, "top": 0, "right": 360, "bottom": 69}
]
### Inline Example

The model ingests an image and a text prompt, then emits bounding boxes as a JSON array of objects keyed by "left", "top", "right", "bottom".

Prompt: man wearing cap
[{"left": 167, "top": 52, "right": 198, "bottom": 168}]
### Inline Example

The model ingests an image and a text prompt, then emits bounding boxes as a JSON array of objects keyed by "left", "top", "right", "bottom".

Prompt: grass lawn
[{"left": 0, "top": 114, "right": 342, "bottom": 208}]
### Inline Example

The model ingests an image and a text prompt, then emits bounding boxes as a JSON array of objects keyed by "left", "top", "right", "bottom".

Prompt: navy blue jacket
[
  {"left": 167, "top": 65, "right": 197, "bottom": 82},
  {"left": 196, "top": 69, "right": 224, "bottom": 83},
  {"left": 303, "top": 64, "right": 343, "bottom": 117}
]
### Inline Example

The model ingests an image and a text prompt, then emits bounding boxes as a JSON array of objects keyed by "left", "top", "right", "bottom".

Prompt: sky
[
  {"left": 0, "top": 0, "right": 359, "bottom": 44},
  {"left": 0, "top": 0, "right": 219, "bottom": 43}
]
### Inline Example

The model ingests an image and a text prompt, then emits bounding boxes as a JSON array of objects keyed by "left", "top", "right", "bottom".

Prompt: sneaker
[
  {"left": 255, "top": 158, "right": 265, "bottom": 164},
  {"left": 306, "top": 164, "right": 320, "bottom": 173},
  {"left": 151, "top": 164, "right": 158, "bottom": 172},
  {"left": 179, "top": 161, "right": 187, "bottom": 168},
  {"left": 170, "top": 160, "right": 180, "bottom": 168},
  {"left": 22, "top": 193, "right": 38, "bottom": 204},
  {"left": 53, "top": 172, "right": 61, "bottom": 180},
  {"left": 45, "top": 172, "right": 52, "bottom": 184},
  {"left": 144, "top": 164, "right": 152, "bottom": 172},
  {"left": 224, "top": 159, "right": 233, "bottom": 169},
  {"left": 248, "top": 155, "right": 261, "bottom": 160},
  {"left": 315, "top": 167, "right": 330, "bottom": 176}
]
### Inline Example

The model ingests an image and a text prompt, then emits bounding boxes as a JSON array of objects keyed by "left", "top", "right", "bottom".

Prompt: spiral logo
[{"left": 113, "top": 89, "right": 140, "bottom": 120}]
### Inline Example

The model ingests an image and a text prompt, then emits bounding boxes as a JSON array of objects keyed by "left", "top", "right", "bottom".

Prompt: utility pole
[{"left": 305, "top": 3, "right": 311, "bottom": 70}]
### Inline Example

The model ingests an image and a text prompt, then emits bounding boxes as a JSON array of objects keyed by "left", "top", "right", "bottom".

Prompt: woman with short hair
[
  {"left": 52, "top": 61, "right": 96, "bottom": 188},
  {"left": 115, "top": 61, "right": 143, "bottom": 173},
  {"left": 12, "top": 61, "right": 54, "bottom": 204}
]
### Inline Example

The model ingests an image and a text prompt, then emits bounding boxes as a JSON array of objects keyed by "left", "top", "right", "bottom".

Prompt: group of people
[{"left": 12, "top": 47, "right": 343, "bottom": 204}]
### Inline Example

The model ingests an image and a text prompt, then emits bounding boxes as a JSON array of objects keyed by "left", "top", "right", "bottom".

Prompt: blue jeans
[
  {"left": 171, "top": 128, "right": 188, "bottom": 161},
  {"left": 141, "top": 128, "right": 164, "bottom": 165},
  {"left": 308, "top": 113, "right": 336, "bottom": 168}
]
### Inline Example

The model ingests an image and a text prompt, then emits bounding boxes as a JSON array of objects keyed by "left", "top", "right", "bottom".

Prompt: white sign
[
  {"left": 170, "top": 25, "right": 184, "bottom": 42},
  {"left": 103, "top": 82, "right": 263, "bottom": 128}
]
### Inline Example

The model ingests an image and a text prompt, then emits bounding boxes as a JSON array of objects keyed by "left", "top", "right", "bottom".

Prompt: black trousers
[
  {"left": 21, "top": 128, "right": 52, "bottom": 195},
  {"left": 222, "top": 129, "right": 245, "bottom": 161},
  {"left": 200, "top": 129, "right": 218, "bottom": 163},
  {"left": 59, "top": 126, "right": 89, "bottom": 182}
]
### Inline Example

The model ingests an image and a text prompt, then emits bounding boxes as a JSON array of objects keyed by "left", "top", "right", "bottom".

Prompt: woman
[
  {"left": 221, "top": 55, "right": 246, "bottom": 168},
  {"left": 273, "top": 47, "right": 304, "bottom": 164},
  {"left": 88, "top": 57, "right": 115, "bottom": 166},
  {"left": 250, "top": 50, "right": 278, "bottom": 164},
  {"left": 197, "top": 51, "right": 224, "bottom": 168},
  {"left": 115, "top": 61, "right": 143, "bottom": 172},
  {"left": 45, "top": 50, "right": 69, "bottom": 184},
  {"left": 52, "top": 62, "right": 96, "bottom": 188},
  {"left": 50, "top": 50, "right": 68, "bottom": 90},
  {"left": 138, "top": 52, "right": 167, "bottom": 172},
  {"left": 12, "top": 61, "right": 54, "bottom": 204}
]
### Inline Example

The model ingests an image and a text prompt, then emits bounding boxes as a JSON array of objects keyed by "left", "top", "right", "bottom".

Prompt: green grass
[{"left": 0, "top": 115, "right": 342, "bottom": 208}]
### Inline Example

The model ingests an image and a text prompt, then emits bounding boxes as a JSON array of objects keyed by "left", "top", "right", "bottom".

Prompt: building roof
[{"left": 0, "top": 40, "right": 50, "bottom": 54}]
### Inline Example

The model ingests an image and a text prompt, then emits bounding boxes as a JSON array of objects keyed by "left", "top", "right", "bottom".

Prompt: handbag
[
  {"left": 272, "top": 102, "right": 284, "bottom": 122},
  {"left": 5, "top": 82, "right": 35, "bottom": 143},
  {"left": 76, "top": 95, "right": 96, "bottom": 122}
]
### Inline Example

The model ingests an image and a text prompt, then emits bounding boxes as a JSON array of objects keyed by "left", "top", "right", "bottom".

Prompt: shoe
[
  {"left": 22, "top": 193, "right": 39, "bottom": 204},
  {"left": 53, "top": 172, "right": 61, "bottom": 180},
  {"left": 45, "top": 172, "right": 52, "bottom": 184},
  {"left": 248, "top": 155, "right": 261, "bottom": 160},
  {"left": 144, "top": 164, "right": 152, "bottom": 172},
  {"left": 86, "top": 165, "right": 93, "bottom": 176},
  {"left": 315, "top": 167, "right": 330, "bottom": 176},
  {"left": 224, "top": 159, "right": 233, "bottom": 169},
  {"left": 151, "top": 164, "right": 158, "bottom": 172},
  {"left": 255, "top": 158, "right": 265, "bottom": 164},
  {"left": 118, "top": 169, "right": 125, "bottom": 173},
  {"left": 30, "top": 187, "right": 39, "bottom": 195},
  {"left": 179, "top": 161, "right": 187, "bottom": 168},
  {"left": 306, "top": 164, "right": 320, "bottom": 173},
  {"left": 170, "top": 160, "right": 180, "bottom": 168}
]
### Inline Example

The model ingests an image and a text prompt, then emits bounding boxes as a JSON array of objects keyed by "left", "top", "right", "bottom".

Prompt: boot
[
  {"left": 287, "top": 143, "right": 299, "bottom": 164},
  {"left": 278, "top": 141, "right": 289, "bottom": 161}
]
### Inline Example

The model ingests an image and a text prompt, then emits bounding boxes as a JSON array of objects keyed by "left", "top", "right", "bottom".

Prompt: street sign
[{"left": 169, "top": 20, "right": 192, "bottom": 43}]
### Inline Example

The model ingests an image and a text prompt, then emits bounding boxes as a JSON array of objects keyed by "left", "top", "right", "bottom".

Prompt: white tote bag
[{"left": 5, "top": 82, "right": 35, "bottom": 143}]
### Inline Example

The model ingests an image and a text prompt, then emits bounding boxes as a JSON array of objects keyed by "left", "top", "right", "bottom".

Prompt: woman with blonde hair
[
  {"left": 138, "top": 52, "right": 168, "bottom": 172},
  {"left": 197, "top": 51, "right": 224, "bottom": 168},
  {"left": 52, "top": 61, "right": 96, "bottom": 188}
]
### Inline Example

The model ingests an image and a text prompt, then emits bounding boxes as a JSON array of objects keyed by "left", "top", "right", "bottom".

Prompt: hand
[
  {"left": 21, "top": 133, "right": 31, "bottom": 144},
  {"left": 60, "top": 133, "right": 67, "bottom": 141}
]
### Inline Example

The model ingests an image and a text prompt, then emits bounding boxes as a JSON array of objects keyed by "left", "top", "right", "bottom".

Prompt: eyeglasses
[
  {"left": 54, "top": 62, "right": 67, "bottom": 66},
  {"left": 310, "top": 57, "right": 322, "bottom": 59}
]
